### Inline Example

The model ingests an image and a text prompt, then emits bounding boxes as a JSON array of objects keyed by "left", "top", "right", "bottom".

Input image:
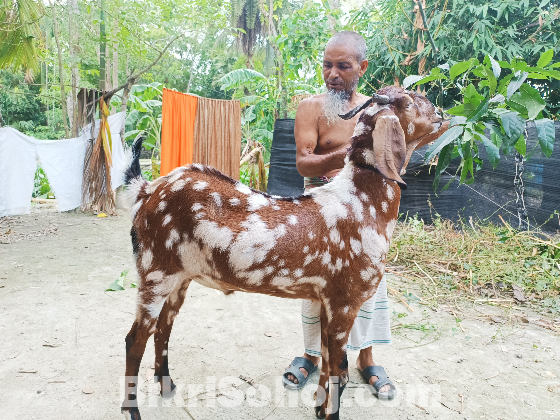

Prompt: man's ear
[
  {"left": 372, "top": 113, "right": 407, "bottom": 188},
  {"left": 359, "top": 59, "right": 368, "bottom": 77}
]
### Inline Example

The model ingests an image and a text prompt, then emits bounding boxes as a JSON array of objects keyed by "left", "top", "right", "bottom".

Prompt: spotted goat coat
[{"left": 121, "top": 86, "right": 447, "bottom": 420}]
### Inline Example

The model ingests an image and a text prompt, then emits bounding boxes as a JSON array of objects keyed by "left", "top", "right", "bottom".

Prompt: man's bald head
[
  {"left": 321, "top": 31, "right": 368, "bottom": 124},
  {"left": 325, "top": 31, "right": 367, "bottom": 63}
]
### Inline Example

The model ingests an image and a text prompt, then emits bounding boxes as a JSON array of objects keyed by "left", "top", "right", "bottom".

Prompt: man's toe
[
  {"left": 378, "top": 384, "right": 390, "bottom": 393},
  {"left": 370, "top": 375, "right": 391, "bottom": 392}
]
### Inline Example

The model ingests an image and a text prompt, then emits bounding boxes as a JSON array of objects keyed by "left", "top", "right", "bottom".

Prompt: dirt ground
[{"left": 1, "top": 208, "right": 559, "bottom": 420}]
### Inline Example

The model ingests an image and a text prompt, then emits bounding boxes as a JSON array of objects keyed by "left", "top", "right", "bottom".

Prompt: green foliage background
[{"left": 1, "top": 0, "right": 559, "bottom": 163}]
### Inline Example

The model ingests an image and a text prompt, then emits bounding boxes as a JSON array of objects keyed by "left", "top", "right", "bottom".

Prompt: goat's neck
[{"left": 319, "top": 160, "right": 402, "bottom": 239}]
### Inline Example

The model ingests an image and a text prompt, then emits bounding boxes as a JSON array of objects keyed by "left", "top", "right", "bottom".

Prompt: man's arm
[{"left": 294, "top": 100, "right": 346, "bottom": 178}]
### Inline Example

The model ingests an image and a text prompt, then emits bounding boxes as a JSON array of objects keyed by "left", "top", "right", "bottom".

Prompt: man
[{"left": 282, "top": 31, "right": 396, "bottom": 399}]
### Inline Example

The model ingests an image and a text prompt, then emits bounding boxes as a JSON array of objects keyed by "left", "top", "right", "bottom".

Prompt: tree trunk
[
  {"left": 99, "top": 0, "right": 106, "bottom": 91},
  {"left": 112, "top": 20, "right": 119, "bottom": 115},
  {"left": 112, "top": 27, "right": 118, "bottom": 90},
  {"left": 186, "top": 72, "right": 193, "bottom": 93},
  {"left": 50, "top": 1, "right": 70, "bottom": 138},
  {"left": 268, "top": 0, "right": 273, "bottom": 33},
  {"left": 69, "top": 0, "right": 80, "bottom": 136},
  {"left": 106, "top": 45, "right": 112, "bottom": 92},
  {"left": 45, "top": 34, "right": 49, "bottom": 126},
  {"left": 280, "top": 59, "right": 287, "bottom": 119},
  {"left": 327, "top": 0, "right": 340, "bottom": 32},
  {"left": 120, "top": 79, "right": 134, "bottom": 141}
]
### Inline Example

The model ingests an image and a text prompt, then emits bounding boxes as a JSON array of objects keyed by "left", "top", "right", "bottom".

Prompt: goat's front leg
[
  {"left": 317, "top": 308, "right": 356, "bottom": 420},
  {"left": 153, "top": 281, "right": 190, "bottom": 398},
  {"left": 315, "top": 305, "right": 329, "bottom": 419}
]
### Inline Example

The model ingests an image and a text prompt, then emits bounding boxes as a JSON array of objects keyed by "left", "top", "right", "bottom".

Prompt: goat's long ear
[{"left": 372, "top": 113, "right": 407, "bottom": 189}]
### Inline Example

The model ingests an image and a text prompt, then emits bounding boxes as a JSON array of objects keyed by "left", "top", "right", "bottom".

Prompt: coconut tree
[
  {"left": 0, "top": 0, "right": 45, "bottom": 72},
  {"left": 230, "top": 0, "right": 262, "bottom": 69}
]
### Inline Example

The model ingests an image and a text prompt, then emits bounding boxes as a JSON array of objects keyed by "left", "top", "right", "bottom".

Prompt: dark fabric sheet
[
  {"left": 267, "top": 119, "right": 305, "bottom": 197},
  {"left": 402, "top": 121, "right": 560, "bottom": 232},
  {"left": 268, "top": 119, "right": 560, "bottom": 232}
]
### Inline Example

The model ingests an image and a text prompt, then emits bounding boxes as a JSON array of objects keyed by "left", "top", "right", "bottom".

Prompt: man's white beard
[{"left": 322, "top": 89, "right": 352, "bottom": 125}]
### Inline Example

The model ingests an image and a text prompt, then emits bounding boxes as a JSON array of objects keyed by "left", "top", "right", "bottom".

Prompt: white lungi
[{"left": 302, "top": 277, "right": 392, "bottom": 356}]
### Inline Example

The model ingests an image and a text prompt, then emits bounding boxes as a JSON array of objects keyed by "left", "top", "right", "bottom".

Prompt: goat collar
[{"left": 354, "top": 162, "right": 408, "bottom": 190}]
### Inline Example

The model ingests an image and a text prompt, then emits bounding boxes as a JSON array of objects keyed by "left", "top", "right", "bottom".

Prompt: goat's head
[{"left": 342, "top": 86, "right": 447, "bottom": 189}]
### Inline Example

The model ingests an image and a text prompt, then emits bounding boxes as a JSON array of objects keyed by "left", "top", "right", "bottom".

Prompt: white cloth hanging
[
  {"left": 0, "top": 128, "right": 38, "bottom": 217},
  {"left": 0, "top": 112, "right": 127, "bottom": 217}
]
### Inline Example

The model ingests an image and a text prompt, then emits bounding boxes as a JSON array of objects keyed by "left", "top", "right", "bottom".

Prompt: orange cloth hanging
[{"left": 160, "top": 88, "right": 198, "bottom": 176}]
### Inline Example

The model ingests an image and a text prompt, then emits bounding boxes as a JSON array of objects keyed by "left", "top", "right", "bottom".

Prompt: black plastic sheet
[
  {"left": 402, "top": 121, "right": 560, "bottom": 232},
  {"left": 268, "top": 119, "right": 560, "bottom": 232},
  {"left": 267, "top": 119, "right": 305, "bottom": 197}
]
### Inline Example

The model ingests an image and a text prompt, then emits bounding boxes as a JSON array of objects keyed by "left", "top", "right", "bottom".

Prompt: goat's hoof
[
  {"left": 315, "top": 406, "right": 326, "bottom": 419},
  {"left": 121, "top": 407, "right": 141, "bottom": 420},
  {"left": 160, "top": 377, "right": 177, "bottom": 399}
]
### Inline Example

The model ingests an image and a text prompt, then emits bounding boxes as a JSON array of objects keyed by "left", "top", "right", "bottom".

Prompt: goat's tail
[
  {"left": 124, "top": 134, "right": 145, "bottom": 186},
  {"left": 123, "top": 134, "right": 148, "bottom": 208}
]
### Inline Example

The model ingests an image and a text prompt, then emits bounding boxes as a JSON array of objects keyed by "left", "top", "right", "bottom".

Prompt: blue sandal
[
  {"left": 283, "top": 357, "right": 318, "bottom": 390},
  {"left": 359, "top": 365, "right": 397, "bottom": 400}
]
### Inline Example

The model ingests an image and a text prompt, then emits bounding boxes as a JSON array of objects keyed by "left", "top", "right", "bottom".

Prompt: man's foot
[
  {"left": 285, "top": 353, "right": 320, "bottom": 385},
  {"left": 356, "top": 349, "right": 391, "bottom": 394}
]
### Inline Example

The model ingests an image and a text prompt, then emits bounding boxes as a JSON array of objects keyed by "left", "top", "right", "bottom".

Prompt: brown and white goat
[{"left": 121, "top": 86, "right": 448, "bottom": 420}]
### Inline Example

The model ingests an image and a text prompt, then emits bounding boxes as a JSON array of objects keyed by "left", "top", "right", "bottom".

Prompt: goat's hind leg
[
  {"left": 153, "top": 280, "right": 191, "bottom": 398},
  {"left": 121, "top": 313, "right": 159, "bottom": 419}
]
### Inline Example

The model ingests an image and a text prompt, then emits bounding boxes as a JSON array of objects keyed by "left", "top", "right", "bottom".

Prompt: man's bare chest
[{"left": 315, "top": 117, "right": 357, "bottom": 154}]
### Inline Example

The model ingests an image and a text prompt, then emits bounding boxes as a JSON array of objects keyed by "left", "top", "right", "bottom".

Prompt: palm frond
[{"left": 0, "top": 0, "right": 45, "bottom": 71}]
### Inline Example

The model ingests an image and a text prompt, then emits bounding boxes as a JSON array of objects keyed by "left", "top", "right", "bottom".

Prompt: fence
[{"left": 267, "top": 119, "right": 560, "bottom": 232}]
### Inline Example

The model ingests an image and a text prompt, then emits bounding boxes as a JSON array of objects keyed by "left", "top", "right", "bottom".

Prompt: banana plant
[
  {"left": 220, "top": 68, "right": 277, "bottom": 150},
  {"left": 404, "top": 49, "right": 559, "bottom": 190},
  {"left": 220, "top": 68, "right": 319, "bottom": 152},
  {"left": 123, "top": 82, "right": 163, "bottom": 178}
]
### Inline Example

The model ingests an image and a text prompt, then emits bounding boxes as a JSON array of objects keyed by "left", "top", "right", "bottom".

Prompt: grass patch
[{"left": 387, "top": 215, "right": 560, "bottom": 314}]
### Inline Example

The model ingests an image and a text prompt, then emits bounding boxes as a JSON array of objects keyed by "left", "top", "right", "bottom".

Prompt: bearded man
[{"left": 282, "top": 31, "right": 396, "bottom": 400}]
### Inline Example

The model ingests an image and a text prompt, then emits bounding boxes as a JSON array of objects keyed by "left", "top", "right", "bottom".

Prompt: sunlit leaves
[
  {"left": 535, "top": 119, "right": 555, "bottom": 157},
  {"left": 500, "top": 111, "right": 526, "bottom": 144},
  {"left": 450, "top": 60, "right": 472, "bottom": 80},
  {"left": 509, "top": 83, "right": 545, "bottom": 120},
  {"left": 537, "top": 49, "right": 554, "bottom": 68},
  {"left": 425, "top": 125, "right": 464, "bottom": 162},
  {"left": 466, "top": 98, "right": 489, "bottom": 123},
  {"left": 514, "top": 135, "right": 526, "bottom": 156},
  {"left": 506, "top": 71, "right": 528, "bottom": 99},
  {"left": 219, "top": 69, "right": 266, "bottom": 91},
  {"left": 488, "top": 56, "right": 501, "bottom": 78},
  {"left": 403, "top": 75, "right": 426, "bottom": 89},
  {"left": 407, "top": 52, "right": 557, "bottom": 191},
  {"left": 477, "top": 134, "right": 500, "bottom": 168}
]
